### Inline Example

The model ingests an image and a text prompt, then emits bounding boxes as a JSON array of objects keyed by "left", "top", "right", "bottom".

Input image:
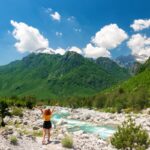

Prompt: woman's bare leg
[
  {"left": 42, "top": 128, "right": 46, "bottom": 144},
  {"left": 48, "top": 128, "right": 51, "bottom": 142}
]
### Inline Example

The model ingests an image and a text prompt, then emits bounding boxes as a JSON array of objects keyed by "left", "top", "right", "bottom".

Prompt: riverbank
[{"left": 0, "top": 107, "right": 150, "bottom": 150}]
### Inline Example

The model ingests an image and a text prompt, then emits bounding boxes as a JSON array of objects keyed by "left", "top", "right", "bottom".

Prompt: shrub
[
  {"left": 93, "top": 95, "right": 106, "bottom": 108},
  {"left": 0, "top": 101, "right": 10, "bottom": 126},
  {"left": 11, "top": 107, "right": 23, "bottom": 117},
  {"left": 102, "top": 107, "right": 117, "bottom": 113},
  {"left": 123, "top": 108, "right": 140, "bottom": 114},
  {"left": 118, "top": 87, "right": 125, "bottom": 94},
  {"left": 111, "top": 117, "right": 150, "bottom": 150},
  {"left": 61, "top": 135, "right": 73, "bottom": 148},
  {"left": 22, "top": 96, "right": 36, "bottom": 109},
  {"left": 10, "top": 136, "right": 18, "bottom": 145},
  {"left": 25, "top": 100, "right": 35, "bottom": 109}
]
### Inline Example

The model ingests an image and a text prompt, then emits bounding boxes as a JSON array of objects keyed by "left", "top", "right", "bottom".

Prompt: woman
[{"left": 39, "top": 106, "right": 55, "bottom": 145}]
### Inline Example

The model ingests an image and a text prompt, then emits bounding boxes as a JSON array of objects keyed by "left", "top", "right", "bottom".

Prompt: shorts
[{"left": 43, "top": 121, "right": 52, "bottom": 129}]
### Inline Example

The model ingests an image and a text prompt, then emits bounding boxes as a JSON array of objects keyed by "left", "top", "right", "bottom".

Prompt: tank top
[{"left": 43, "top": 114, "right": 51, "bottom": 121}]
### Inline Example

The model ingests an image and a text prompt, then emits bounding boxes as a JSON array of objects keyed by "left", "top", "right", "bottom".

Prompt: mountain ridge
[
  {"left": 0, "top": 52, "right": 130, "bottom": 99},
  {"left": 86, "top": 57, "right": 150, "bottom": 111}
]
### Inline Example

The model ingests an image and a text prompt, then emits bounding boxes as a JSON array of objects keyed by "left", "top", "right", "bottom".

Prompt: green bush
[
  {"left": 118, "top": 87, "right": 125, "bottom": 94},
  {"left": 11, "top": 107, "right": 23, "bottom": 117},
  {"left": 93, "top": 95, "right": 106, "bottom": 108},
  {"left": 123, "top": 108, "right": 140, "bottom": 114},
  {"left": 102, "top": 107, "right": 117, "bottom": 113},
  {"left": 61, "top": 135, "right": 73, "bottom": 148},
  {"left": 0, "top": 100, "right": 10, "bottom": 126},
  {"left": 10, "top": 136, "right": 18, "bottom": 145},
  {"left": 111, "top": 117, "right": 150, "bottom": 150},
  {"left": 25, "top": 100, "right": 35, "bottom": 109},
  {"left": 22, "top": 96, "right": 36, "bottom": 109}
]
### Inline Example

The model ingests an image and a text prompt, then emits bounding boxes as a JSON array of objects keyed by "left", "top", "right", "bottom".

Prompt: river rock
[
  {"left": 33, "top": 126, "right": 40, "bottom": 130},
  {"left": 57, "top": 119, "right": 67, "bottom": 126},
  {"left": 73, "top": 130, "right": 84, "bottom": 136},
  {"left": 23, "top": 121, "right": 28, "bottom": 125},
  {"left": 4, "top": 116, "right": 11, "bottom": 124},
  {"left": 57, "top": 133, "right": 64, "bottom": 140},
  {"left": 12, "top": 131, "right": 22, "bottom": 138}
]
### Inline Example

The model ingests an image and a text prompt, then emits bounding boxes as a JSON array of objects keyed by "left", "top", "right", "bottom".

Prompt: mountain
[
  {"left": 89, "top": 58, "right": 150, "bottom": 110},
  {"left": 115, "top": 55, "right": 136, "bottom": 68},
  {"left": 115, "top": 55, "right": 141, "bottom": 75},
  {"left": 95, "top": 57, "right": 130, "bottom": 80},
  {"left": 0, "top": 52, "right": 130, "bottom": 99},
  {"left": 137, "top": 57, "right": 150, "bottom": 73}
]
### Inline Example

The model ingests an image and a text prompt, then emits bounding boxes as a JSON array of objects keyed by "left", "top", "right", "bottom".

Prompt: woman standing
[{"left": 39, "top": 106, "right": 55, "bottom": 145}]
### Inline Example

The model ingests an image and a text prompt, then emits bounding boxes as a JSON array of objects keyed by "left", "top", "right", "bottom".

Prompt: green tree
[
  {"left": 23, "top": 96, "right": 36, "bottom": 109},
  {"left": 118, "top": 87, "right": 125, "bottom": 94},
  {"left": 93, "top": 95, "right": 106, "bottom": 108},
  {"left": 0, "top": 101, "right": 10, "bottom": 127},
  {"left": 111, "top": 117, "right": 150, "bottom": 150}
]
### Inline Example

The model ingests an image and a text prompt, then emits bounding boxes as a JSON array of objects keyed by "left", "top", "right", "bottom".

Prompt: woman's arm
[
  {"left": 51, "top": 103, "right": 58, "bottom": 114},
  {"left": 51, "top": 107, "right": 55, "bottom": 114},
  {"left": 34, "top": 106, "right": 43, "bottom": 115},
  {"left": 35, "top": 106, "right": 43, "bottom": 114},
  {"left": 40, "top": 108, "right": 43, "bottom": 114}
]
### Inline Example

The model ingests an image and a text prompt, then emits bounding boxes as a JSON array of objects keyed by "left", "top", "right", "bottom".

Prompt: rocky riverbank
[{"left": 0, "top": 107, "right": 150, "bottom": 150}]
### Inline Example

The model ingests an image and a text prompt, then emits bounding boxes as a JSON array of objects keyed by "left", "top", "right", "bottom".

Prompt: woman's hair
[{"left": 44, "top": 109, "right": 51, "bottom": 115}]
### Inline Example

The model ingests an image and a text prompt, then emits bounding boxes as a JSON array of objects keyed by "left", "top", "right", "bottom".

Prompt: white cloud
[
  {"left": 127, "top": 33, "right": 150, "bottom": 63},
  {"left": 74, "top": 28, "right": 82, "bottom": 32},
  {"left": 10, "top": 20, "right": 49, "bottom": 53},
  {"left": 35, "top": 47, "right": 55, "bottom": 54},
  {"left": 10, "top": 20, "right": 66, "bottom": 56},
  {"left": 131, "top": 19, "right": 150, "bottom": 31},
  {"left": 50, "top": 12, "right": 61, "bottom": 21},
  {"left": 67, "top": 16, "right": 75, "bottom": 22},
  {"left": 68, "top": 46, "right": 83, "bottom": 54},
  {"left": 55, "top": 48, "right": 66, "bottom": 55},
  {"left": 56, "top": 32, "right": 62, "bottom": 37},
  {"left": 45, "top": 8, "right": 53, "bottom": 13},
  {"left": 83, "top": 24, "right": 127, "bottom": 59},
  {"left": 83, "top": 43, "right": 111, "bottom": 59},
  {"left": 92, "top": 24, "right": 128, "bottom": 49},
  {"left": 36, "top": 47, "right": 65, "bottom": 55},
  {"left": 11, "top": 20, "right": 128, "bottom": 60}
]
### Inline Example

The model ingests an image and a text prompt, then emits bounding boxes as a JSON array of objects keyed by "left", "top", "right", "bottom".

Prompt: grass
[
  {"left": 32, "top": 130, "right": 43, "bottom": 137},
  {"left": 18, "top": 129, "right": 42, "bottom": 137},
  {"left": 10, "top": 136, "right": 18, "bottom": 145},
  {"left": 14, "top": 122, "right": 21, "bottom": 128},
  {"left": 7, "top": 120, "right": 14, "bottom": 126},
  {"left": 100, "top": 107, "right": 117, "bottom": 113},
  {"left": 19, "top": 129, "right": 30, "bottom": 135},
  {"left": 61, "top": 135, "right": 73, "bottom": 148},
  {"left": 11, "top": 107, "right": 23, "bottom": 117}
]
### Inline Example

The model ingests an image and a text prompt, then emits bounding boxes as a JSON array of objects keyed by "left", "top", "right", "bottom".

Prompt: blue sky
[{"left": 0, "top": 0, "right": 150, "bottom": 65}]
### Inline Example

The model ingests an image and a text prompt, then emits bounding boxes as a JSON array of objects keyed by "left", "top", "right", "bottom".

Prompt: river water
[{"left": 51, "top": 110, "right": 116, "bottom": 139}]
